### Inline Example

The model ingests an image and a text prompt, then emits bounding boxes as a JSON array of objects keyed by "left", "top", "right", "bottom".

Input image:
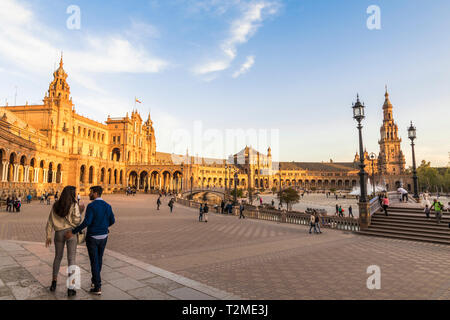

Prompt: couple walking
[
  {"left": 199, "top": 203, "right": 209, "bottom": 222},
  {"left": 309, "top": 211, "right": 322, "bottom": 234},
  {"left": 45, "top": 185, "right": 115, "bottom": 297}
]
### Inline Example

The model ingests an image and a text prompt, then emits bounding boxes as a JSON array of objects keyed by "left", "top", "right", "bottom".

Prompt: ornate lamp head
[
  {"left": 408, "top": 121, "right": 416, "bottom": 141},
  {"left": 352, "top": 94, "right": 365, "bottom": 122}
]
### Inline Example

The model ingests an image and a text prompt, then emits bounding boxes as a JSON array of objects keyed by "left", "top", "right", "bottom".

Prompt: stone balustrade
[{"left": 175, "top": 197, "right": 360, "bottom": 231}]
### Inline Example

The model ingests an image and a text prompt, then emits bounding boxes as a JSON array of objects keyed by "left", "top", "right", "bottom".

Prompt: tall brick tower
[{"left": 377, "top": 88, "right": 406, "bottom": 175}]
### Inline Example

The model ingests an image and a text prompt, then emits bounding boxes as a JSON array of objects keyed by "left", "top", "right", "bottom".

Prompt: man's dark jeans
[{"left": 86, "top": 236, "right": 108, "bottom": 289}]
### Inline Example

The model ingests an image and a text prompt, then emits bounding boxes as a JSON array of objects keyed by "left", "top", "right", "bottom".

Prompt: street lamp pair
[{"left": 352, "top": 95, "right": 419, "bottom": 202}]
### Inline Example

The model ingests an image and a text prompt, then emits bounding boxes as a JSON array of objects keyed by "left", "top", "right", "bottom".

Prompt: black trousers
[{"left": 86, "top": 237, "right": 108, "bottom": 289}]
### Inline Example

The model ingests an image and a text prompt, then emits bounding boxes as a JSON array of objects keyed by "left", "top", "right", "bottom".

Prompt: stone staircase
[{"left": 358, "top": 206, "right": 450, "bottom": 245}]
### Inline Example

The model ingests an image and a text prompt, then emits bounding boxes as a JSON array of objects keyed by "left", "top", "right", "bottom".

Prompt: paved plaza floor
[{"left": 1, "top": 194, "right": 450, "bottom": 300}]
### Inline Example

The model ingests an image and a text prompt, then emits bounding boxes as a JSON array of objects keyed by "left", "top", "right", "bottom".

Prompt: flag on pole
[{"left": 135, "top": 98, "right": 142, "bottom": 104}]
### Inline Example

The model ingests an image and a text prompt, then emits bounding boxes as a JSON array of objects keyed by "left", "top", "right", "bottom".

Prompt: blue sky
[{"left": 0, "top": 0, "right": 449, "bottom": 166}]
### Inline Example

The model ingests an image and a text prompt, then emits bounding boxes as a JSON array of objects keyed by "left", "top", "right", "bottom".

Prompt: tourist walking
[
  {"left": 335, "top": 204, "right": 339, "bottom": 216},
  {"left": 220, "top": 200, "right": 225, "bottom": 214},
  {"left": 54, "top": 191, "right": 59, "bottom": 202},
  {"left": 168, "top": 198, "right": 174, "bottom": 213},
  {"left": 432, "top": 199, "right": 444, "bottom": 224},
  {"left": 27, "top": 194, "right": 32, "bottom": 204},
  {"left": 156, "top": 196, "right": 162, "bottom": 210},
  {"left": 65, "top": 186, "right": 115, "bottom": 296},
  {"left": 348, "top": 205, "right": 354, "bottom": 218},
  {"left": 45, "top": 186, "right": 84, "bottom": 297},
  {"left": 203, "top": 203, "right": 209, "bottom": 223},
  {"left": 199, "top": 204, "right": 204, "bottom": 222},
  {"left": 338, "top": 205, "right": 343, "bottom": 217},
  {"left": 239, "top": 202, "right": 245, "bottom": 219},
  {"left": 77, "top": 193, "right": 81, "bottom": 205},
  {"left": 314, "top": 212, "right": 322, "bottom": 234},
  {"left": 382, "top": 196, "right": 389, "bottom": 216},
  {"left": 309, "top": 213, "right": 317, "bottom": 234},
  {"left": 271, "top": 199, "right": 275, "bottom": 207},
  {"left": 6, "top": 196, "right": 12, "bottom": 212}
]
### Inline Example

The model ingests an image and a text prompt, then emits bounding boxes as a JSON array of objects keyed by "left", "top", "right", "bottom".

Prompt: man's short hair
[{"left": 90, "top": 186, "right": 103, "bottom": 196}]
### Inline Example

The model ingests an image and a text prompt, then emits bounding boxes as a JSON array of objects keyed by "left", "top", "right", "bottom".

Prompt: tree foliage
[
  {"left": 416, "top": 160, "right": 450, "bottom": 192},
  {"left": 278, "top": 187, "right": 300, "bottom": 211},
  {"left": 230, "top": 188, "right": 244, "bottom": 199}
]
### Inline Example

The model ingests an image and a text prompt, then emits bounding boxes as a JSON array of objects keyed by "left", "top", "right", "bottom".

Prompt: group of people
[
  {"left": 424, "top": 199, "right": 448, "bottom": 225},
  {"left": 220, "top": 200, "right": 235, "bottom": 214},
  {"left": 199, "top": 201, "right": 246, "bottom": 221},
  {"left": 334, "top": 204, "right": 354, "bottom": 218},
  {"left": 156, "top": 195, "right": 175, "bottom": 212},
  {"left": 5, "top": 196, "right": 21, "bottom": 212},
  {"left": 126, "top": 186, "right": 136, "bottom": 196},
  {"left": 45, "top": 185, "right": 115, "bottom": 297},
  {"left": 40, "top": 191, "right": 58, "bottom": 205}
]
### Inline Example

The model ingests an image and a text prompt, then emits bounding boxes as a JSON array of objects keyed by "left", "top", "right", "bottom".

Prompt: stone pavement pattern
[
  {"left": 0, "top": 240, "right": 237, "bottom": 300},
  {"left": 1, "top": 194, "right": 450, "bottom": 299}
]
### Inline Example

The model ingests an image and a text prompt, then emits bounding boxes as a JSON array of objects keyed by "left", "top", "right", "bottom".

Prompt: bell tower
[
  {"left": 43, "top": 53, "right": 74, "bottom": 151},
  {"left": 377, "top": 87, "right": 406, "bottom": 175},
  {"left": 44, "top": 53, "right": 73, "bottom": 109}
]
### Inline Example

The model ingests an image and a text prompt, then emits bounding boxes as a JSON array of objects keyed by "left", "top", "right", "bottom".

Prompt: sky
[{"left": 0, "top": 0, "right": 449, "bottom": 166}]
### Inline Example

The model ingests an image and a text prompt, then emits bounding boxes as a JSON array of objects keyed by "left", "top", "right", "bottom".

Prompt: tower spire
[{"left": 59, "top": 51, "right": 64, "bottom": 68}]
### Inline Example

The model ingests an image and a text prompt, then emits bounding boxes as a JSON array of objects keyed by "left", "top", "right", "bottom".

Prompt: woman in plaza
[
  {"left": 45, "top": 186, "right": 85, "bottom": 297},
  {"left": 382, "top": 196, "right": 390, "bottom": 216}
]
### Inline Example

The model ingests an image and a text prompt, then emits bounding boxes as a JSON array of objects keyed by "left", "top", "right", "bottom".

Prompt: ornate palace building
[{"left": 0, "top": 59, "right": 412, "bottom": 197}]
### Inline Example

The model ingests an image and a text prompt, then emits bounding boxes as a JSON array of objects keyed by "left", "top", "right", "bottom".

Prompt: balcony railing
[{"left": 175, "top": 198, "right": 360, "bottom": 231}]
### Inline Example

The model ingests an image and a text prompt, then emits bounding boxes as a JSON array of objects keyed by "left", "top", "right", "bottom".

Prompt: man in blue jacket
[{"left": 65, "top": 186, "right": 115, "bottom": 295}]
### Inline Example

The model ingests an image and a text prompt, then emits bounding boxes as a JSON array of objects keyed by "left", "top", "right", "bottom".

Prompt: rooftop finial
[
  {"left": 59, "top": 51, "right": 64, "bottom": 68},
  {"left": 385, "top": 85, "right": 389, "bottom": 98}
]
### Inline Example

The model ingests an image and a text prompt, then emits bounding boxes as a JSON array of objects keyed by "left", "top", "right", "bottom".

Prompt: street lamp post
[
  {"left": 278, "top": 163, "right": 282, "bottom": 206},
  {"left": 352, "top": 94, "right": 370, "bottom": 229},
  {"left": 352, "top": 95, "right": 368, "bottom": 203},
  {"left": 369, "top": 152, "right": 377, "bottom": 196},
  {"left": 225, "top": 164, "right": 228, "bottom": 195},
  {"left": 190, "top": 175, "right": 193, "bottom": 198},
  {"left": 180, "top": 163, "right": 184, "bottom": 193},
  {"left": 408, "top": 121, "right": 419, "bottom": 200},
  {"left": 234, "top": 170, "right": 238, "bottom": 205}
]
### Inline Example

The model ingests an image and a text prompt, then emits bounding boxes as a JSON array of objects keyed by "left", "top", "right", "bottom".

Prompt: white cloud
[
  {"left": 193, "top": 1, "right": 279, "bottom": 76},
  {"left": 125, "top": 19, "right": 161, "bottom": 41},
  {"left": 0, "top": 0, "right": 169, "bottom": 93},
  {"left": 232, "top": 55, "right": 255, "bottom": 78}
]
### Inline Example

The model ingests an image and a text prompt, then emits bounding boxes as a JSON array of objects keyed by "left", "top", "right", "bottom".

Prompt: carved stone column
[
  {"left": 1, "top": 162, "right": 8, "bottom": 182},
  {"left": 13, "top": 164, "right": 19, "bottom": 182},
  {"left": 24, "top": 166, "right": 30, "bottom": 183},
  {"left": 43, "top": 169, "right": 48, "bottom": 184},
  {"left": 34, "top": 168, "right": 39, "bottom": 183}
]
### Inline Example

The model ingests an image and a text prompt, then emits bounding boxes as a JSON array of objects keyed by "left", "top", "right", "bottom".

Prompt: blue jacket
[{"left": 72, "top": 199, "right": 115, "bottom": 237}]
